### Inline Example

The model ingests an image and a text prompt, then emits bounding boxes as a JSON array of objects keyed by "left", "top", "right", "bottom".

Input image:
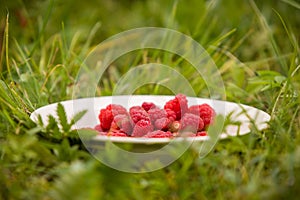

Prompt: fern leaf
[
  {"left": 47, "top": 115, "right": 61, "bottom": 139},
  {"left": 56, "top": 103, "right": 69, "bottom": 132},
  {"left": 70, "top": 110, "right": 87, "bottom": 126},
  {"left": 37, "top": 114, "right": 44, "bottom": 126}
]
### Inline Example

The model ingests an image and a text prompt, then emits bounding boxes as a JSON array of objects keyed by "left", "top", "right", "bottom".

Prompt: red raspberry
[
  {"left": 142, "top": 102, "right": 156, "bottom": 111},
  {"left": 199, "top": 104, "right": 215, "bottom": 127},
  {"left": 180, "top": 113, "right": 204, "bottom": 132},
  {"left": 112, "top": 114, "right": 133, "bottom": 135},
  {"left": 164, "top": 94, "right": 188, "bottom": 120},
  {"left": 148, "top": 108, "right": 166, "bottom": 123},
  {"left": 120, "top": 121, "right": 133, "bottom": 135},
  {"left": 187, "top": 105, "right": 201, "bottom": 116},
  {"left": 131, "top": 119, "right": 153, "bottom": 137},
  {"left": 165, "top": 108, "right": 176, "bottom": 122},
  {"left": 154, "top": 117, "right": 171, "bottom": 130},
  {"left": 110, "top": 121, "right": 119, "bottom": 130},
  {"left": 98, "top": 104, "right": 128, "bottom": 130},
  {"left": 129, "top": 106, "right": 150, "bottom": 123},
  {"left": 144, "top": 130, "right": 173, "bottom": 138},
  {"left": 94, "top": 124, "right": 103, "bottom": 132},
  {"left": 98, "top": 108, "right": 113, "bottom": 130},
  {"left": 98, "top": 131, "right": 108, "bottom": 136},
  {"left": 108, "top": 130, "right": 128, "bottom": 137},
  {"left": 196, "top": 131, "right": 207, "bottom": 136},
  {"left": 181, "top": 132, "right": 197, "bottom": 137},
  {"left": 106, "top": 104, "right": 128, "bottom": 116},
  {"left": 188, "top": 104, "right": 215, "bottom": 127}
]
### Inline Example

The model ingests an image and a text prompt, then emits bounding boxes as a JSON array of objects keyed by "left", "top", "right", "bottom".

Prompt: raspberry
[
  {"left": 180, "top": 113, "right": 204, "bottom": 132},
  {"left": 165, "top": 108, "right": 176, "bottom": 122},
  {"left": 154, "top": 117, "right": 171, "bottom": 130},
  {"left": 112, "top": 114, "right": 133, "bottom": 135},
  {"left": 181, "top": 132, "right": 197, "bottom": 137},
  {"left": 188, "top": 104, "right": 215, "bottom": 127},
  {"left": 98, "top": 108, "right": 113, "bottom": 130},
  {"left": 196, "top": 131, "right": 207, "bottom": 136},
  {"left": 96, "top": 94, "right": 215, "bottom": 138},
  {"left": 120, "top": 121, "right": 133, "bottom": 135},
  {"left": 98, "top": 131, "right": 108, "bottom": 136},
  {"left": 142, "top": 102, "right": 156, "bottom": 111},
  {"left": 131, "top": 119, "right": 153, "bottom": 137},
  {"left": 148, "top": 108, "right": 166, "bottom": 123},
  {"left": 164, "top": 94, "right": 188, "bottom": 120},
  {"left": 129, "top": 106, "right": 150, "bottom": 123},
  {"left": 108, "top": 130, "right": 128, "bottom": 137},
  {"left": 187, "top": 105, "right": 201, "bottom": 116},
  {"left": 106, "top": 104, "right": 128, "bottom": 116},
  {"left": 94, "top": 124, "right": 103, "bottom": 132},
  {"left": 199, "top": 104, "right": 215, "bottom": 127},
  {"left": 144, "top": 130, "right": 173, "bottom": 138},
  {"left": 110, "top": 121, "right": 119, "bottom": 130},
  {"left": 98, "top": 104, "right": 128, "bottom": 130}
]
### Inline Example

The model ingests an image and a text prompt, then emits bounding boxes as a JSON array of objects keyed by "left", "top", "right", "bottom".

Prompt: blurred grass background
[{"left": 0, "top": 0, "right": 300, "bottom": 199}]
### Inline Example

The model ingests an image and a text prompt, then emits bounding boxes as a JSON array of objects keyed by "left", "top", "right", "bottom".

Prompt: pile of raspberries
[{"left": 94, "top": 94, "right": 215, "bottom": 138}]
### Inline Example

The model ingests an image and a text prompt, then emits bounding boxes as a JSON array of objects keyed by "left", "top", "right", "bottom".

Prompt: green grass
[{"left": 0, "top": 0, "right": 300, "bottom": 199}]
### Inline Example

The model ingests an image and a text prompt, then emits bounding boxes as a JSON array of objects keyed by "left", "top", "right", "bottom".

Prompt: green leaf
[
  {"left": 30, "top": 142, "right": 57, "bottom": 166},
  {"left": 27, "top": 126, "right": 43, "bottom": 135},
  {"left": 256, "top": 70, "right": 282, "bottom": 77},
  {"left": 53, "top": 139, "right": 80, "bottom": 161},
  {"left": 199, "top": 114, "right": 225, "bottom": 159},
  {"left": 46, "top": 115, "right": 61, "bottom": 139},
  {"left": 56, "top": 103, "right": 70, "bottom": 132},
  {"left": 70, "top": 110, "right": 88, "bottom": 126},
  {"left": 37, "top": 114, "right": 44, "bottom": 127},
  {"left": 274, "top": 75, "right": 286, "bottom": 84},
  {"left": 76, "top": 128, "right": 98, "bottom": 140}
]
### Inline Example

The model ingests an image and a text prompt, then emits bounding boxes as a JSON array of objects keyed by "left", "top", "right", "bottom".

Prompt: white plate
[{"left": 30, "top": 95, "right": 271, "bottom": 144}]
